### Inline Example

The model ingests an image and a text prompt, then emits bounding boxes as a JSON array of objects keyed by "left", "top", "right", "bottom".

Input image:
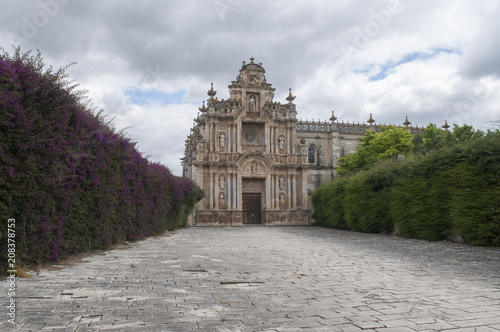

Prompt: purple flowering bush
[{"left": 0, "top": 48, "right": 202, "bottom": 268}]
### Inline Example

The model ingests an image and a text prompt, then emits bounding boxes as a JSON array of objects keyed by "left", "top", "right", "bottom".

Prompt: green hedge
[
  {"left": 312, "top": 177, "right": 348, "bottom": 229},
  {"left": 343, "top": 165, "right": 396, "bottom": 233},
  {"left": 312, "top": 132, "right": 500, "bottom": 246}
]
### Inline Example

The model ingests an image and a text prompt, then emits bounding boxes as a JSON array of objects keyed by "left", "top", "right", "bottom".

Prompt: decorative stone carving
[
  {"left": 242, "top": 160, "right": 266, "bottom": 176},
  {"left": 249, "top": 95, "right": 256, "bottom": 111},
  {"left": 279, "top": 134, "right": 285, "bottom": 150},
  {"left": 251, "top": 161, "right": 257, "bottom": 174},
  {"left": 248, "top": 74, "right": 258, "bottom": 85},
  {"left": 219, "top": 131, "right": 226, "bottom": 148},
  {"left": 233, "top": 211, "right": 242, "bottom": 223},
  {"left": 242, "top": 124, "right": 263, "bottom": 145},
  {"left": 244, "top": 127, "right": 258, "bottom": 143},
  {"left": 219, "top": 192, "right": 226, "bottom": 208},
  {"left": 219, "top": 174, "right": 226, "bottom": 189},
  {"left": 279, "top": 192, "right": 286, "bottom": 208},
  {"left": 243, "top": 178, "right": 265, "bottom": 192},
  {"left": 279, "top": 175, "right": 285, "bottom": 190}
]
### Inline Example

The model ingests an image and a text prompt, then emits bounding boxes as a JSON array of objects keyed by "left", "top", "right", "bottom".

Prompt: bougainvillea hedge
[{"left": 0, "top": 48, "right": 203, "bottom": 268}]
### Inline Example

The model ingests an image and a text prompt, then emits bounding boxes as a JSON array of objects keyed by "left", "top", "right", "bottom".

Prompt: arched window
[{"left": 308, "top": 146, "right": 315, "bottom": 164}]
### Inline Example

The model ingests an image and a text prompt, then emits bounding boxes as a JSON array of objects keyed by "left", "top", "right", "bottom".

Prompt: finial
[
  {"left": 367, "top": 113, "right": 375, "bottom": 124},
  {"left": 207, "top": 83, "right": 217, "bottom": 98},
  {"left": 403, "top": 116, "right": 411, "bottom": 127},
  {"left": 329, "top": 111, "right": 337, "bottom": 122},
  {"left": 242, "top": 60, "right": 246, "bottom": 65},
  {"left": 199, "top": 100, "right": 207, "bottom": 112},
  {"left": 442, "top": 119, "right": 450, "bottom": 130},
  {"left": 249, "top": 57, "right": 255, "bottom": 64},
  {"left": 286, "top": 88, "right": 296, "bottom": 103}
]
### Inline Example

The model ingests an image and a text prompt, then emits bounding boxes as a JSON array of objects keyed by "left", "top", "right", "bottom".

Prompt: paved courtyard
[{"left": 3, "top": 226, "right": 500, "bottom": 331}]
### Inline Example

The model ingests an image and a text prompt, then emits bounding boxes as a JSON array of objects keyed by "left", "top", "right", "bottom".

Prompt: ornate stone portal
[
  {"left": 182, "top": 58, "right": 424, "bottom": 226},
  {"left": 182, "top": 58, "right": 309, "bottom": 225}
]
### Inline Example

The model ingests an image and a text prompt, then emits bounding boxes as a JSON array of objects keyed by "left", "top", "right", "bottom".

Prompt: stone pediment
[
  {"left": 241, "top": 159, "right": 267, "bottom": 177},
  {"left": 237, "top": 153, "right": 271, "bottom": 177}
]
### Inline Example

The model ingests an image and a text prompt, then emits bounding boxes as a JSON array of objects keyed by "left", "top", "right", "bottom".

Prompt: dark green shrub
[
  {"left": 447, "top": 144, "right": 500, "bottom": 245},
  {"left": 343, "top": 162, "right": 397, "bottom": 233},
  {"left": 391, "top": 170, "right": 452, "bottom": 241},
  {"left": 390, "top": 148, "right": 461, "bottom": 241},
  {"left": 312, "top": 177, "right": 348, "bottom": 229}
]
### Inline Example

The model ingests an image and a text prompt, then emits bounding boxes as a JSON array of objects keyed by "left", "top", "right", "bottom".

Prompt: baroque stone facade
[{"left": 182, "top": 58, "right": 424, "bottom": 226}]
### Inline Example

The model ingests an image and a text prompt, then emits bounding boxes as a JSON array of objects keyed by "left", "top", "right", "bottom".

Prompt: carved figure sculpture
[
  {"left": 219, "top": 174, "right": 226, "bottom": 189},
  {"left": 251, "top": 161, "right": 257, "bottom": 174},
  {"left": 249, "top": 95, "right": 256, "bottom": 111},
  {"left": 279, "top": 175, "right": 285, "bottom": 190},
  {"left": 279, "top": 192, "right": 286, "bottom": 207},
  {"left": 219, "top": 132, "right": 226, "bottom": 148},
  {"left": 279, "top": 135, "right": 285, "bottom": 150},
  {"left": 219, "top": 192, "right": 225, "bottom": 208}
]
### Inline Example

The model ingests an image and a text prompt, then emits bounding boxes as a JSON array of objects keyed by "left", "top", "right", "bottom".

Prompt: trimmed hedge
[
  {"left": 343, "top": 164, "right": 396, "bottom": 233},
  {"left": 0, "top": 49, "right": 203, "bottom": 269},
  {"left": 312, "top": 132, "right": 500, "bottom": 246},
  {"left": 312, "top": 177, "right": 348, "bottom": 230}
]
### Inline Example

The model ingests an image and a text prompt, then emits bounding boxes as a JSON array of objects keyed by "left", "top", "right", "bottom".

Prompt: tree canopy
[
  {"left": 337, "top": 125, "right": 414, "bottom": 174},
  {"left": 337, "top": 123, "right": 484, "bottom": 174}
]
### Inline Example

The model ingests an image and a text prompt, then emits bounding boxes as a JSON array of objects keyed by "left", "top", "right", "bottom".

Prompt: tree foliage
[{"left": 337, "top": 125, "right": 414, "bottom": 174}]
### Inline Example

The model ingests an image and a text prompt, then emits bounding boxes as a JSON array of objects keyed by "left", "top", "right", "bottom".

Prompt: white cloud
[
  {"left": 2, "top": 0, "right": 500, "bottom": 175},
  {"left": 459, "top": 3, "right": 500, "bottom": 78}
]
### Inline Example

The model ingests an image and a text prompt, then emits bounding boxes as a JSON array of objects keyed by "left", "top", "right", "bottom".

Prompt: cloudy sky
[{"left": 2, "top": 0, "right": 500, "bottom": 175}]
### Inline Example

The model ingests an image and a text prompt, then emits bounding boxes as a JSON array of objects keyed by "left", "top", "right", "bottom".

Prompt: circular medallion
[{"left": 244, "top": 128, "right": 258, "bottom": 143}]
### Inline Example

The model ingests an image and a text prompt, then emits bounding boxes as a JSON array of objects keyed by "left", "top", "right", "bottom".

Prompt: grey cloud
[
  {"left": 459, "top": 4, "right": 500, "bottom": 78},
  {"left": 2, "top": 0, "right": 500, "bottom": 174}
]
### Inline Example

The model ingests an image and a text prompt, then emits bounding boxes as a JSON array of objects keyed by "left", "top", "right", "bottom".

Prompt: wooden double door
[{"left": 242, "top": 193, "right": 261, "bottom": 224}]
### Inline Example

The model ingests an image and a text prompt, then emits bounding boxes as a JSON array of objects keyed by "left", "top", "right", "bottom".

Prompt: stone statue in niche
[
  {"left": 249, "top": 95, "right": 256, "bottom": 111},
  {"left": 219, "top": 192, "right": 226, "bottom": 208},
  {"left": 219, "top": 132, "right": 226, "bottom": 148},
  {"left": 279, "top": 192, "right": 286, "bottom": 208},
  {"left": 279, "top": 175, "right": 285, "bottom": 190},
  {"left": 219, "top": 174, "right": 226, "bottom": 189},
  {"left": 279, "top": 135, "right": 285, "bottom": 150},
  {"left": 251, "top": 161, "right": 257, "bottom": 174}
]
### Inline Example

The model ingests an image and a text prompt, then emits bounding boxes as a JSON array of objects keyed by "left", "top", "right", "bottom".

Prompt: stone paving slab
[{"left": 2, "top": 226, "right": 500, "bottom": 331}]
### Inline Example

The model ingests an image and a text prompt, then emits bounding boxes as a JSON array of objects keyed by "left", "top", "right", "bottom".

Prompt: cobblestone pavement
[{"left": 3, "top": 226, "right": 500, "bottom": 331}]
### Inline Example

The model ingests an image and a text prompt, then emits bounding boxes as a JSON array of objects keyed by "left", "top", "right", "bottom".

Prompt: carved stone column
[
  {"left": 265, "top": 174, "right": 271, "bottom": 209},
  {"left": 286, "top": 174, "right": 291, "bottom": 209},
  {"left": 208, "top": 170, "right": 214, "bottom": 209},
  {"left": 271, "top": 173, "right": 276, "bottom": 209}
]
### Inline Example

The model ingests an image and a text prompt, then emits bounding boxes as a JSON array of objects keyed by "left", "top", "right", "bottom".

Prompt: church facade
[{"left": 182, "top": 58, "right": 423, "bottom": 226}]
